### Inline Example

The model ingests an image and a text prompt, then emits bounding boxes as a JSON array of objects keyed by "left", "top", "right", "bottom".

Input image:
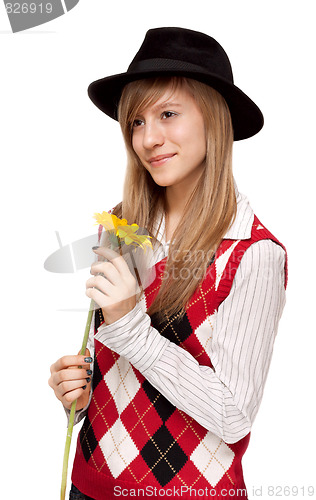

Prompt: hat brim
[{"left": 88, "top": 68, "right": 263, "bottom": 141}]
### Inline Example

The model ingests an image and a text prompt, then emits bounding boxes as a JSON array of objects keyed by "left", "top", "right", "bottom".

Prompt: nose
[{"left": 142, "top": 120, "right": 164, "bottom": 150}]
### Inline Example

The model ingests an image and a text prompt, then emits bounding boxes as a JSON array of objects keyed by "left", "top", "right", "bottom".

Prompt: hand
[
  {"left": 48, "top": 349, "right": 92, "bottom": 410},
  {"left": 86, "top": 246, "right": 137, "bottom": 325}
]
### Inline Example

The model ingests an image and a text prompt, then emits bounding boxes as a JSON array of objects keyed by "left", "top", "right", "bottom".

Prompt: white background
[{"left": 1, "top": 1, "right": 315, "bottom": 498}]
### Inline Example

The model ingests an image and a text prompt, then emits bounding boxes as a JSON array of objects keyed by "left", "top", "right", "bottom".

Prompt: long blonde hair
[{"left": 115, "top": 77, "right": 236, "bottom": 318}]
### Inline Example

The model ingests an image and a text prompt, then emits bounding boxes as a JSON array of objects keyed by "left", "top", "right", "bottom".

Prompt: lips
[{"left": 148, "top": 153, "right": 176, "bottom": 167}]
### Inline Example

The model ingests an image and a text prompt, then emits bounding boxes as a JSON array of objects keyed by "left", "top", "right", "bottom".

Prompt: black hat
[{"left": 88, "top": 27, "right": 263, "bottom": 141}]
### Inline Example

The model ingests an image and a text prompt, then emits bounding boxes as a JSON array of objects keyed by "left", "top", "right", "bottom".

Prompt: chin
[
  {"left": 150, "top": 174, "right": 175, "bottom": 187},
  {"left": 152, "top": 180, "right": 173, "bottom": 187}
]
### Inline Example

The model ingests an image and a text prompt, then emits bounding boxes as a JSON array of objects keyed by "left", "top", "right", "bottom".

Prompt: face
[{"left": 131, "top": 83, "right": 207, "bottom": 192}]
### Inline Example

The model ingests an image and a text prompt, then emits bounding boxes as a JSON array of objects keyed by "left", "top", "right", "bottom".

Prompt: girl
[{"left": 49, "top": 27, "right": 287, "bottom": 499}]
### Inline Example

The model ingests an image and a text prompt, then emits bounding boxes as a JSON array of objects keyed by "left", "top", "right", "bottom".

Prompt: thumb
[{"left": 77, "top": 347, "right": 91, "bottom": 357}]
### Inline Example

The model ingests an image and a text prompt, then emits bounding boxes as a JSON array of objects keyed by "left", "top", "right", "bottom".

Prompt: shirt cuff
[
  {"left": 94, "top": 303, "right": 169, "bottom": 373},
  {"left": 63, "top": 394, "right": 91, "bottom": 425}
]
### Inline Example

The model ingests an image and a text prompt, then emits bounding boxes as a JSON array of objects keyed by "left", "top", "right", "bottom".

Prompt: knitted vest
[{"left": 72, "top": 216, "right": 287, "bottom": 499}]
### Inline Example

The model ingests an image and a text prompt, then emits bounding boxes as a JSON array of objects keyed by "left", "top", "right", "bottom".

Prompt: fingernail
[
  {"left": 86, "top": 369, "right": 92, "bottom": 376},
  {"left": 82, "top": 385, "right": 87, "bottom": 390},
  {"left": 92, "top": 246, "right": 99, "bottom": 250},
  {"left": 86, "top": 377, "right": 91, "bottom": 383},
  {"left": 84, "top": 357, "right": 93, "bottom": 363}
]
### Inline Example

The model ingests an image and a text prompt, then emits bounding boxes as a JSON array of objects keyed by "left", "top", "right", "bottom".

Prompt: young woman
[{"left": 49, "top": 27, "right": 287, "bottom": 499}]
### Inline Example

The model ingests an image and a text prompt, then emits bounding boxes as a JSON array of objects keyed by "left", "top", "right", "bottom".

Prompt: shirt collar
[
  {"left": 153, "top": 181, "right": 254, "bottom": 246},
  {"left": 224, "top": 184, "right": 254, "bottom": 240}
]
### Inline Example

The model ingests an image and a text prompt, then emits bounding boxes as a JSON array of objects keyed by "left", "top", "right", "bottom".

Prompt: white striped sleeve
[{"left": 95, "top": 239, "right": 286, "bottom": 443}]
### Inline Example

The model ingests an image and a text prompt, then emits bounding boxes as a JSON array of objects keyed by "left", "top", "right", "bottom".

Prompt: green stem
[{"left": 60, "top": 299, "right": 94, "bottom": 500}]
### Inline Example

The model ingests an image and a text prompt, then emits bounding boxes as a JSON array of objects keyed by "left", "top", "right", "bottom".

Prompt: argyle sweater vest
[{"left": 72, "top": 216, "right": 287, "bottom": 499}]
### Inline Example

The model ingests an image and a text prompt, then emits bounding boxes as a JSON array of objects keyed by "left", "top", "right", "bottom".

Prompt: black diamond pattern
[
  {"left": 151, "top": 310, "right": 192, "bottom": 346},
  {"left": 94, "top": 308, "right": 104, "bottom": 331},
  {"left": 141, "top": 426, "right": 187, "bottom": 486},
  {"left": 92, "top": 355, "right": 102, "bottom": 392},
  {"left": 143, "top": 380, "right": 175, "bottom": 422},
  {"left": 79, "top": 416, "right": 98, "bottom": 463}
]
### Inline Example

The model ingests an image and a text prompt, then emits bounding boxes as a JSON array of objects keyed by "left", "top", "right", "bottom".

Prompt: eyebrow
[
  {"left": 154, "top": 101, "right": 181, "bottom": 109},
  {"left": 151, "top": 101, "right": 182, "bottom": 111},
  {"left": 135, "top": 101, "right": 183, "bottom": 119}
]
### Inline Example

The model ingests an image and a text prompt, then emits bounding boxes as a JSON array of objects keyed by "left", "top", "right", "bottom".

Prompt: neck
[
  {"left": 165, "top": 170, "right": 202, "bottom": 216},
  {"left": 164, "top": 183, "right": 197, "bottom": 241},
  {"left": 165, "top": 185, "right": 190, "bottom": 217}
]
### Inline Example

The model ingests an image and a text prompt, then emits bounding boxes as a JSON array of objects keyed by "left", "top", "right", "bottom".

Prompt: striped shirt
[{"left": 72, "top": 189, "right": 286, "bottom": 443}]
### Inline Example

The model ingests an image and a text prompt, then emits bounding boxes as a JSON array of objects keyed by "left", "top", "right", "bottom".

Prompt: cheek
[
  {"left": 131, "top": 135, "right": 149, "bottom": 171},
  {"left": 182, "top": 125, "right": 207, "bottom": 162}
]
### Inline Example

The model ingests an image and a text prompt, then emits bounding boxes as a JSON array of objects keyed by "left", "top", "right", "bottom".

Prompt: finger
[
  {"left": 54, "top": 368, "right": 90, "bottom": 385},
  {"left": 86, "top": 286, "right": 113, "bottom": 308},
  {"left": 86, "top": 275, "right": 115, "bottom": 297},
  {"left": 93, "top": 247, "right": 130, "bottom": 274},
  {"left": 90, "top": 261, "right": 120, "bottom": 285},
  {"left": 63, "top": 387, "right": 88, "bottom": 409},
  {"left": 57, "top": 378, "right": 90, "bottom": 398},
  {"left": 53, "top": 355, "right": 92, "bottom": 373},
  {"left": 93, "top": 246, "right": 120, "bottom": 260},
  {"left": 73, "top": 348, "right": 92, "bottom": 369},
  {"left": 77, "top": 348, "right": 91, "bottom": 358}
]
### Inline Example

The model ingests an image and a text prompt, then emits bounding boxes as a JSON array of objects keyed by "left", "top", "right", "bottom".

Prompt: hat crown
[
  {"left": 88, "top": 26, "right": 264, "bottom": 140},
  {"left": 128, "top": 27, "right": 233, "bottom": 83}
]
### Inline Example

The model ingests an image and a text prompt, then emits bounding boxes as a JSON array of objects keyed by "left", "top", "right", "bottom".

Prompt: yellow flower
[
  {"left": 94, "top": 211, "right": 152, "bottom": 250},
  {"left": 94, "top": 211, "right": 128, "bottom": 231},
  {"left": 117, "top": 224, "right": 152, "bottom": 249}
]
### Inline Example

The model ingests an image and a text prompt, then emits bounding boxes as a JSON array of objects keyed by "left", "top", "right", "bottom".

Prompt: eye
[
  {"left": 161, "top": 111, "right": 177, "bottom": 119},
  {"left": 132, "top": 118, "right": 144, "bottom": 128}
]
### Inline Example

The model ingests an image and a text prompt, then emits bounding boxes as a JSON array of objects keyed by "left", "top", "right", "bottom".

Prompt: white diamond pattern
[
  {"left": 99, "top": 417, "right": 139, "bottom": 478},
  {"left": 104, "top": 356, "right": 141, "bottom": 414},
  {"left": 195, "top": 314, "right": 216, "bottom": 355},
  {"left": 190, "top": 432, "right": 235, "bottom": 487}
]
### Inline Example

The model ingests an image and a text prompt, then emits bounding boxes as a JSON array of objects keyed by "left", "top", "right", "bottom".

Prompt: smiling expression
[{"left": 131, "top": 83, "right": 207, "bottom": 192}]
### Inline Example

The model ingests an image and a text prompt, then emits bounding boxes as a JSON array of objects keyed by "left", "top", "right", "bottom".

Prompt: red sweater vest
[{"left": 71, "top": 216, "right": 287, "bottom": 499}]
